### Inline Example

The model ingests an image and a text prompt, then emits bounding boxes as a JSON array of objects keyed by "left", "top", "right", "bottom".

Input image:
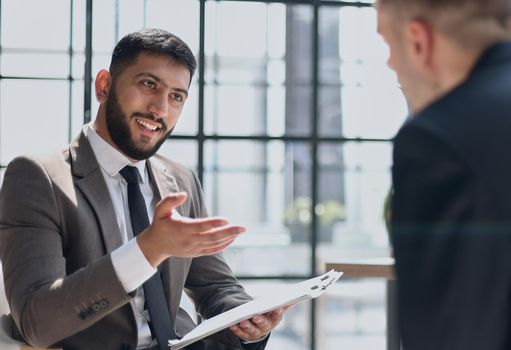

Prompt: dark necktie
[{"left": 119, "top": 166, "right": 176, "bottom": 350}]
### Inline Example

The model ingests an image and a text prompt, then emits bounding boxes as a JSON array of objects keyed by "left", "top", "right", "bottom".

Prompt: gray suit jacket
[{"left": 0, "top": 132, "right": 263, "bottom": 350}]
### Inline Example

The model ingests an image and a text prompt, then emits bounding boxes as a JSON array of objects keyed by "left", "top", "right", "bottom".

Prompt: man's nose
[{"left": 148, "top": 91, "right": 168, "bottom": 117}]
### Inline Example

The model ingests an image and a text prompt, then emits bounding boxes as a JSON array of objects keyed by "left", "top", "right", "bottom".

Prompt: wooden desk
[
  {"left": 325, "top": 257, "right": 395, "bottom": 280},
  {"left": 325, "top": 258, "right": 399, "bottom": 350}
]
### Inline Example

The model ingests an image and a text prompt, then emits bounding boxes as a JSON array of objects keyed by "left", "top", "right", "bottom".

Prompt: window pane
[
  {"left": 317, "top": 279, "right": 386, "bottom": 350},
  {"left": 71, "top": 80, "right": 85, "bottom": 138},
  {"left": 323, "top": 6, "right": 382, "bottom": 84},
  {"left": 319, "top": 84, "right": 407, "bottom": 139},
  {"left": 92, "top": 0, "right": 199, "bottom": 64},
  {"left": 267, "top": 86, "right": 286, "bottom": 136},
  {"left": 158, "top": 140, "right": 198, "bottom": 171},
  {"left": 318, "top": 142, "right": 392, "bottom": 263},
  {"left": 340, "top": 86, "right": 407, "bottom": 139},
  {"left": 0, "top": 168, "right": 5, "bottom": 186},
  {"left": 205, "top": 3, "right": 313, "bottom": 136},
  {"left": 145, "top": 0, "right": 200, "bottom": 54},
  {"left": 204, "top": 85, "right": 270, "bottom": 135},
  {"left": 205, "top": 2, "right": 269, "bottom": 58},
  {"left": 2, "top": 0, "right": 70, "bottom": 50},
  {"left": 338, "top": 7, "right": 383, "bottom": 62},
  {"left": 206, "top": 56, "right": 277, "bottom": 85},
  {"left": 92, "top": 53, "right": 112, "bottom": 80},
  {"left": 118, "top": 0, "right": 146, "bottom": 38},
  {"left": 319, "top": 6, "right": 407, "bottom": 138},
  {"left": 173, "top": 84, "right": 198, "bottom": 136},
  {"left": 72, "top": 54, "right": 86, "bottom": 80},
  {"left": 204, "top": 141, "right": 312, "bottom": 276},
  {"left": 72, "top": 0, "right": 86, "bottom": 51},
  {"left": 204, "top": 83, "right": 311, "bottom": 136},
  {"left": 0, "top": 80, "right": 69, "bottom": 164},
  {"left": 241, "top": 280, "right": 310, "bottom": 350},
  {"left": 92, "top": 0, "right": 118, "bottom": 53},
  {"left": 1, "top": 53, "right": 69, "bottom": 78}
]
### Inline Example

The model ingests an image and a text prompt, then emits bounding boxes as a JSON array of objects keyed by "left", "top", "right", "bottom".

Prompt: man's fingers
[
  {"left": 251, "top": 315, "right": 272, "bottom": 334},
  {"left": 174, "top": 216, "right": 231, "bottom": 233},
  {"left": 230, "top": 306, "right": 291, "bottom": 341},
  {"left": 198, "top": 229, "right": 243, "bottom": 248},
  {"left": 230, "top": 324, "right": 252, "bottom": 340},
  {"left": 155, "top": 192, "right": 187, "bottom": 218},
  {"left": 199, "top": 225, "right": 246, "bottom": 242},
  {"left": 200, "top": 237, "right": 238, "bottom": 255},
  {"left": 230, "top": 319, "right": 270, "bottom": 341},
  {"left": 267, "top": 307, "right": 285, "bottom": 322}
]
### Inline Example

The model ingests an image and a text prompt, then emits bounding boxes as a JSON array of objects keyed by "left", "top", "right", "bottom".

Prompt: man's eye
[
  {"left": 170, "top": 93, "right": 183, "bottom": 102},
  {"left": 143, "top": 80, "right": 156, "bottom": 89}
]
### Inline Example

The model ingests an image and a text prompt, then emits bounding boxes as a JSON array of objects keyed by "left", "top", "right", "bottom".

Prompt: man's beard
[{"left": 105, "top": 86, "right": 169, "bottom": 160}]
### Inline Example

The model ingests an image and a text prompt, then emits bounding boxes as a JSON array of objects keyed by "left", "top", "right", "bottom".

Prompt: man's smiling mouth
[{"left": 135, "top": 118, "right": 161, "bottom": 131}]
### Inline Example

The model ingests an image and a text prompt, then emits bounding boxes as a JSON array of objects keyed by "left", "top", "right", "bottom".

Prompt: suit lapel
[
  {"left": 147, "top": 158, "right": 190, "bottom": 324},
  {"left": 70, "top": 132, "right": 123, "bottom": 253},
  {"left": 147, "top": 159, "right": 180, "bottom": 202}
]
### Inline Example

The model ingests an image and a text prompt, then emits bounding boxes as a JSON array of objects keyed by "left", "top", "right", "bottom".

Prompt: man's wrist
[
  {"left": 240, "top": 333, "right": 269, "bottom": 345},
  {"left": 111, "top": 238, "right": 157, "bottom": 292},
  {"left": 136, "top": 230, "right": 167, "bottom": 268}
]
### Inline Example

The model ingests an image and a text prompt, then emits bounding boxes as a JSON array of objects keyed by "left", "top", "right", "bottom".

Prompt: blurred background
[{"left": 0, "top": 0, "right": 408, "bottom": 349}]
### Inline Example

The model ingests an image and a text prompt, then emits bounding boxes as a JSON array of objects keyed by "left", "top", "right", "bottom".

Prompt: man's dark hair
[{"left": 110, "top": 28, "right": 197, "bottom": 80}]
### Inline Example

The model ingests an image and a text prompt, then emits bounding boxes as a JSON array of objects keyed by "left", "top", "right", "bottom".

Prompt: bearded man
[{"left": 0, "top": 28, "right": 285, "bottom": 350}]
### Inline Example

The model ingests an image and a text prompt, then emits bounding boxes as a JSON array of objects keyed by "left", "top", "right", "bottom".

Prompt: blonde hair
[{"left": 378, "top": 0, "right": 511, "bottom": 49}]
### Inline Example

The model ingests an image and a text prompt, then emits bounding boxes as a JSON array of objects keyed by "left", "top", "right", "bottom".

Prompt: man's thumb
[{"left": 155, "top": 192, "right": 188, "bottom": 218}]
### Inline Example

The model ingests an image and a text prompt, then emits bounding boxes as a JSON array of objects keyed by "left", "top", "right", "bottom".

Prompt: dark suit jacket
[
  {"left": 391, "top": 42, "right": 511, "bottom": 350},
  {"left": 0, "top": 132, "right": 266, "bottom": 350}
]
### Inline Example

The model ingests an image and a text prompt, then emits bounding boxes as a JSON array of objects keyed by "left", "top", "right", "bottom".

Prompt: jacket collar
[
  {"left": 146, "top": 157, "right": 180, "bottom": 203},
  {"left": 469, "top": 41, "right": 511, "bottom": 77},
  {"left": 69, "top": 131, "right": 124, "bottom": 253}
]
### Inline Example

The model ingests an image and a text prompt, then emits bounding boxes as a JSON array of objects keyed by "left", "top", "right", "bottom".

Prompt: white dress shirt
[{"left": 84, "top": 124, "right": 157, "bottom": 349}]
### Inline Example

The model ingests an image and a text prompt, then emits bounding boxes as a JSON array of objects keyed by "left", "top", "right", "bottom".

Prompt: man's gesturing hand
[{"left": 137, "top": 192, "right": 245, "bottom": 267}]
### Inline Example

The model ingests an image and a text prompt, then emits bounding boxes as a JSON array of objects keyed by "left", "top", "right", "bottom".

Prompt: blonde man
[{"left": 377, "top": 0, "right": 511, "bottom": 349}]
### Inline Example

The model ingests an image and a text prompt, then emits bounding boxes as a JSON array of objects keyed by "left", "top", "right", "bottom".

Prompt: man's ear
[
  {"left": 95, "top": 69, "right": 112, "bottom": 104},
  {"left": 406, "top": 19, "right": 434, "bottom": 71}
]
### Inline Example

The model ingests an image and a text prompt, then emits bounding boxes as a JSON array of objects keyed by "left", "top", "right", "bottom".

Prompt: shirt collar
[{"left": 84, "top": 123, "right": 148, "bottom": 183}]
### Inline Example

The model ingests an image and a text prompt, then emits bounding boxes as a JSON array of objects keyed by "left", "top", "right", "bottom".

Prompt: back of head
[
  {"left": 110, "top": 28, "right": 197, "bottom": 80},
  {"left": 378, "top": 0, "right": 511, "bottom": 49}
]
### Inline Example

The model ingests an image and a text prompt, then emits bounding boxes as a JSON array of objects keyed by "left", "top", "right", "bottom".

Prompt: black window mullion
[
  {"left": 0, "top": 0, "right": 3, "bottom": 167},
  {"left": 68, "top": 0, "right": 74, "bottom": 142},
  {"left": 84, "top": 0, "right": 93, "bottom": 124},
  {"left": 198, "top": 0, "right": 206, "bottom": 184},
  {"left": 310, "top": 2, "right": 320, "bottom": 350}
]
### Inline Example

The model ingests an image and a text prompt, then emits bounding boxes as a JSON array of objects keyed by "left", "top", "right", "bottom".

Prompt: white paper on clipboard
[{"left": 168, "top": 270, "right": 343, "bottom": 350}]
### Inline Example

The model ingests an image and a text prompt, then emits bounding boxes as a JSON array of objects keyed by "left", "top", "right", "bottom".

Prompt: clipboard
[{"left": 168, "top": 270, "right": 343, "bottom": 349}]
